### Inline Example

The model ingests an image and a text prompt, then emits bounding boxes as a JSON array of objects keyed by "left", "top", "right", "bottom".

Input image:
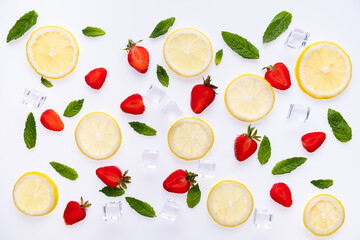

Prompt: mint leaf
[
  {"left": 82, "top": 26, "right": 105, "bottom": 37},
  {"left": 258, "top": 135, "right": 271, "bottom": 165},
  {"left": 49, "top": 161, "right": 78, "bottom": 180},
  {"left": 327, "top": 109, "right": 352, "bottom": 143},
  {"left": 41, "top": 77, "right": 53, "bottom": 88},
  {"left": 129, "top": 122, "right": 157, "bottom": 136},
  {"left": 63, "top": 99, "right": 84, "bottom": 117},
  {"left": 263, "top": 11, "right": 292, "bottom": 43},
  {"left": 221, "top": 31, "right": 259, "bottom": 59},
  {"left": 100, "top": 186, "right": 125, "bottom": 197},
  {"left": 125, "top": 197, "right": 156, "bottom": 218},
  {"left": 156, "top": 65, "right": 169, "bottom": 87},
  {"left": 272, "top": 157, "right": 307, "bottom": 175},
  {"left": 149, "top": 17, "right": 175, "bottom": 38},
  {"left": 215, "top": 49, "right": 223, "bottom": 65},
  {"left": 24, "top": 112, "right": 36, "bottom": 149},
  {"left": 187, "top": 184, "right": 201, "bottom": 208},
  {"left": 7, "top": 10, "right": 38, "bottom": 43},
  {"left": 311, "top": 179, "right": 333, "bottom": 189}
]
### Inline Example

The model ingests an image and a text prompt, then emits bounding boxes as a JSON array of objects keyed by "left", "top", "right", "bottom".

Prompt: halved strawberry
[
  {"left": 124, "top": 40, "right": 149, "bottom": 73},
  {"left": 63, "top": 197, "right": 91, "bottom": 225},
  {"left": 263, "top": 62, "right": 291, "bottom": 90},
  {"left": 301, "top": 132, "right": 326, "bottom": 153},
  {"left": 191, "top": 75, "right": 217, "bottom": 114},
  {"left": 163, "top": 169, "right": 197, "bottom": 194},
  {"left": 234, "top": 125, "right": 261, "bottom": 161},
  {"left": 85, "top": 67, "right": 107, "bottom": 90},
  {"left": 96, "top": 166, "right": 131, "bottom": 189},
  {"left": 270, "top": 182, "right": 292, "bottom": 207},
  {"left": 120, "top": 94, "right": 145, "bottom": 115},
  {"left": 40, "top": 109, "right": 64, "bottom": 131}
]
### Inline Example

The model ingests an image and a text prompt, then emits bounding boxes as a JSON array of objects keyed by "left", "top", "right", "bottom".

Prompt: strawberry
[
  {"left": 123, "top": 40, "right": 149, "bottom": 73},
  {"left": 120, "top": 94, "right": 145, "bottom": 115},
  {"left": 270, "top": 183, "right": 293, "bottom": 207},
  {"left": 263, "top": 62, "right": 291, "bottom": 90},
  {"left": 63, "top": 197, "right": 91, "bottom": 225},
  {"left": 163, "top": 169, "right": 197, "bottom": 194},
  {"left": 85, "top": 67, "right": 107, "bottom": 90},
  {"left": 191, "top": 75, "right": 217, "bottom": 114},
  {"left": 234, "top": 125, "right": 261, "bottom": 161},
  {"left": 96, "top": 166, "right": 131, "bottom": 189},
  {"left": 301, "top": 132, "right": 326, "bottom": 153},
  {"left": 40, "top": 109, "right": 64, "bottom": 131}
]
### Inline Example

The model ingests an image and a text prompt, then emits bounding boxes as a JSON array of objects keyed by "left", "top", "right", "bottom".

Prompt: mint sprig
[
  {"left": 272, "top": 157, "right": 307, "bottom": 175},
  {"left": 327, "top": 108, "right": 352, "bottom": 143},
  {"left": 156, "top": 65, "right": 169, "bottom": 87},
  {"left": 63, "top": 99, "right": 84, "bottom": 117},
  {"left": 49, "top": 161, "right": 78, "bottom": 180},
  {"left": 41, "top": 77, "right": 53, "bottom": 88},
  {"left": 125, "top": 197, "right": 156, "bottom": 218},
  {"left": 129, "top": 121, "right": 157, "bottom": 136},
  {"left": 221, "top": 31, "right": 259, "bottom": 59},
  {"left": 263, "top": 11, "right": 292, "bottom": 43},
  {"left": 7, "top": 10, "right": 38, "bottom": 43},
  {"left": 310, "top": 179, "right": 333, "bottom": 189},
  {"left": 100, "top": 186, "right": 125, "bottom": 197},
  {"left": 187, "top": 183, "right": 201, "bottom": 208},
  {"left": 258, "top": 135, "right": 271, "bottom": 165},
  {"left": 82, "top": 27, "right": 105, "bottom": 37},
  {"left": 24, "top": 112, "right": 36, "bottom": 149},
  {"left": 215, "top": 49, "right": 223, "bottom": 65},
  {"left": 149, "top": 17, "right": 175, "bottom": 38}
]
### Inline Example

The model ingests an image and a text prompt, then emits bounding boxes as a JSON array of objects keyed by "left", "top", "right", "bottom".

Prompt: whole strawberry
[
  {"left": 270, "top": 183, "right": 293, "bottom": 207},
  {"left": 63, "top": 197, "right": 91, "bottom": 225},
  {"left": 96, "top": 166, "right": 131, "bottom": 189},
  {"left": 301, "top": 132, "right": 326, "bottom": 153},
  {"left": 85, "top": 67, "right": 107, "bottom": 90},
  {"left": 123, "top": 40, "right": 149, "bottom": 73},
  {"left": 163, "top": 169, "right": 197, "bottom": 194},
  {"left": 40, "top": 109, "right": 64, "bottom": 131},
  {"left": 191, "top": 75, "right": 217, "bottom": 114},
  {"left": 234, "top": 125, "right": 261, "bottom": 161},
  {"left": 263, "top": 62, "right": 291, "bottom": 90},
  {"left": 120, "top": 94, "right": 145, "bottom": 115}
]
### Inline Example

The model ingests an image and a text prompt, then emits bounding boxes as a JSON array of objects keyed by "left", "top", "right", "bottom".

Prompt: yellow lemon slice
[
  {"left": 168, "top": 117, "right": 214, "bottom": 160},
  {"left": 225, "top": 74, "right": 275, "bottom": 122},
  {"left": 13, "top": 172, "right": 58, "bottom": 216},
  {"left": 304, "top": 194, "right": 345, "bottom": 236},
  {"left": 163, "top": 28, "right": 213, "bottom": 77},
  {"left": 26, "top": 26, "right": 79, "bottom": 79},
  {"left": 75, "top": 112, "right": 121, "bottom": 160},
  {"left": 207, "top": 180, "right": 253, "bottom": 227},
  {"left": 295, "top": 41, "right": 352, "bottom": 99}
]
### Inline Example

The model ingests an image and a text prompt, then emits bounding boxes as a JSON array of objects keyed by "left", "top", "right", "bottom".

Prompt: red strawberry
[
  {"left": 124, "top": 40, "right": 149, "bottom": 73},
  {"left": 301, "top": 132, "right": 326, "bottom": 153},
  {"left": 120, "top": 94, "right": 145, "bottom": 115},
  {"left": 163, "top": 169, "right": 197, "bottom": 194},
  {"left": 263, "top": 62, "right": 291, "bottom": 90},
  {"left": 191, "top": 75, "right": 217, "bottom": 114},
  {"left": 85, "top": 67, "right": 107, "bottom": 90},
  {"left": 40, "top": 109, "right": 64, "bottom": 131},
  {"left": 96, "top": 166, "right": 131, "bottom": 189},
  {"left": 63, "top": 197, "right": 91, "bottom": 225},
  {"left": 270, "top": 183, "right": 293, "bottom": 207},
  {"left": 234, "top": 125, "right": 261, "bottom": 161}
]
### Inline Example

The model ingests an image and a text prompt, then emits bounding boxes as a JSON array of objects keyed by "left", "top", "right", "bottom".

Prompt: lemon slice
[
  {"left": 207, "top": 180, "right": 253, "bottom": 227},
  {"left": 75, "top": 112, "right": 121, "bottom": 160},
  {"left": 26, "top": 26, "right": 79, "bottom": 79},
  {"left": 168, "top": 117, "right": 214, "bottom": 160},
  {"left": 225, "top": 74, "right": 275, "bottom": 122},
  {"left": 163, "top": 28, "right": 213, "bottom": 77},
  {"left": 295, "top": 41, "right": 352, "bottom": 99},
  {"left": 304, "top": 194, "right": 345, "bottom": 236},
  {"left": 13, "top": 172, "right": 58, "bottom": 216}
]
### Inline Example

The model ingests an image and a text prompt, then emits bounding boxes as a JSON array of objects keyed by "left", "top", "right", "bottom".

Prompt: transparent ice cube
[
  {"left": 160, "top": 198, "right": 180, "bottom": 222},
  {"left": 103, "top": 201, "right": 122, "bottom": 221},
  {"left": 287, "top": 104, "right": 311, "bottom": 122},
  {"left": 284, "top": 28, "right": 310, "bottom": 50},
  {"left": 22, "top": 89, "right": 46, "bottom": 109},
  {"left": 254, "top": 208, "right": 272, "bottom": 230},
  {"left": 145, "top": 84, "right": 166, "bottom": 103},
  {"left": 198, "top": 159, "right": 215, "bottom": 177},
  {"left": 161, "top": 101, "right": 183, "bottom": 122},
  {"left": 141, "top": 149, "right": 159, "bottom": 168}
]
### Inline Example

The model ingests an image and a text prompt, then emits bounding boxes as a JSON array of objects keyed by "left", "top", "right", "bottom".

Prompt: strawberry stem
[
  {"left": 185, "top": 170, "right": 198, "bottom": 187},
  {"left": 262, "top": 64, "right": 275, "bottom": 71},
  {"left": 80, "top": 197, "right": 91, "bottom": 210},
  {"left": 203, "top": 75, "right": 218, "bottom": 92},
  {"left": 118, "top": 169, "right": 131, "bottom": 190},
  {"left": 123, "top": 39, "right": 142, "bottom": 51},
  {"left": 243, "top": 124, "right": 261, "bottom": 141}
]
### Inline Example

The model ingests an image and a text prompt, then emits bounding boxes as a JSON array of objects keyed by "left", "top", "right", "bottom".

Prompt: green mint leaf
[
  {"left": 258, "top": 135, "right": 271, "bottom": 165},
  {"left": 187, "top": 184, "right": 201, "bottom": 208},
  {"left": 327, "top": 108, "right": 352, "bottom": 143},
  {"left": 41, "top": 77, "right": 53, "bottom": 88},
  {"left": 149, "top": 17, "right": 175, "bottom": 38},
  {"left": 129, "top": 121, "right": 157, "bottom": 136},
  {"left": 310, "top": 179, "right": 333, "bottom": 189},
  {"left": 263, "top": 11, "right": 292, "bottom": 43},
  {"left": 125, "top": 197, "right": 156, "bottom": 218},
  {"left": 24, "top": 112, "right": 36, "bottom": 149},
  {"left": 7, "top": 10, "right": 38, "bottom": 43},
  {"left": 49, "top": 161, "right": 78, "bottom": 180},
  {"left": 63, "top": 99, "right": 84, "bottom": 117},
  {"left": 156, "top": 65, "right": 169, "bottom": 87},
  {"left": 99, "top": 186, "right": 125, "bottom": 197},
  {"left": 215, "top": 49, "right": 223, "bottom": 65},
  {"left": 221, "top": 31, "right": 259, "bottom": 59},
  {"left": 82, "top": 26, "right": 105, "bottom": 37},
  {"left": 272, "top": 157, "right": 307, "bottom": 175}
]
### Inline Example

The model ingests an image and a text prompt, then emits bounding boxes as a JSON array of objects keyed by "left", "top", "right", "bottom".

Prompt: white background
[{"left": 0, "top": 0, "right": 359, "bottom": 239}]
